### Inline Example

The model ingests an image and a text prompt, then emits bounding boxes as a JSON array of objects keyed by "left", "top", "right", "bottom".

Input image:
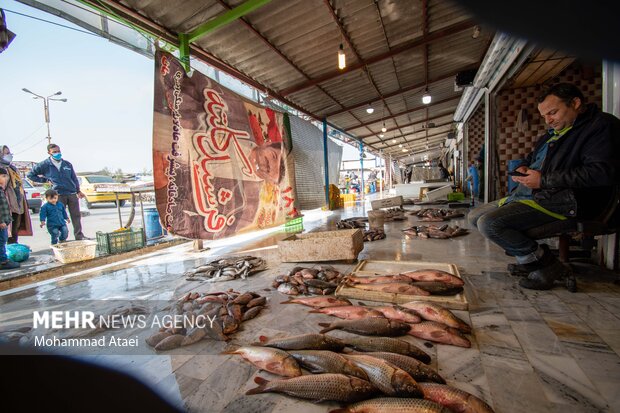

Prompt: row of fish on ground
[
  {"left": 412, "top": 209, "right": 465, "bottom": 222},
  {"left": 402, "top": 225, "right": 469, "bottom": 239},
  {"left": 226, "top": 295, "right": 492, "bottom": 412},
  {"left": 343, "top": 268, "right": 465, "bottom": 297}
]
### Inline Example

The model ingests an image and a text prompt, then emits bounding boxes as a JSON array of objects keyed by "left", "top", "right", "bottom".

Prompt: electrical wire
[
  {"left": 2, "top": 8, "right": 98, "bottom": 36},
  {"left": 8, "top": 123, "right": 46, "bottom": 150},
  {"left": 14, "top": 137, "right": 48, "bottom": 155}
]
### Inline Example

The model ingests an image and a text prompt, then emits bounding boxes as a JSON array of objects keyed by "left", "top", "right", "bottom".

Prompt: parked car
[
  {"left": 77, "top": 175, "right": 131, "bottom": 208},
  {"left": 22, "top": 179, "right": 45, "bottom": 213}
]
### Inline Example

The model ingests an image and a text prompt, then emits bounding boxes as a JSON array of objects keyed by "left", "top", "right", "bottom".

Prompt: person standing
[
  {"left": 1, "top": 145, "right": 32, "bottom": 243},
  {"left": 438, "top": 162, "right": 450, "bottom": 180},
  {"left": 465, "top": 161, "right": 479, "bottom": 198},
  {"left": 27, "top": 144, "right": 88, "bottom": 240},
  {"left": 0, "top": 167, "right": 19, "bottom": 270},
  {"left": 39, "top": 189, "right": 70, "bottom": 245}
]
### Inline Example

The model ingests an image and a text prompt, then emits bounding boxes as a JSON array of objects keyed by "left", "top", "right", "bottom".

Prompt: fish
[
  {"left": 242, "top": 305, "right": 263, "bottom": 321},
  {"left": 347, "top": 274, "right": 414, "bottom": 284},
  {"left": 278, "top": 283, "right": 300, "bottom": 295},
  {"left": 329, "top": 397, "right": 452, "bottom": 413},
  {"left": 232, "top": 292, "right": 254, "bottom": 305},
  {"left": 371, "top": 305, "right": 422, "bottom": 323},
  {"left": 346, "top": 282, "right": 431, "bottom": 296},
  {"left": 343, "top": 354, "right": 422, "bottom": 397},
  {"left": 319, "top": 317, "right": 411, "bottom": 336},
  {"left": 304, "top": 279, "right": 338, "bottom": 289},
  {"left": 227, "top": 302, "right": 244, "bottom": 322},
  {"left": 154, "top": 334, "right": 185, "bottom": 351},
  {"left": 245, "top": 374, "right": 377, "bottom": 402},
  {"left": 288, "top": 266, "right": 305, "bottom": 276},
  {"left": 221, "top": 315, "right": 240, "bottom": 335},
  {"left": 255, "top": 333, "right": 345, "bottom": 351},
  {"left": 400, "top": 269, "right": 464, "bottom": 287},
  {"left": 309, "top": 306, "right": 385, "bottom": 320},
  {"left": 407, "top": 322, "right": 471, "bottom": 348},
  {"left": 401, "top": 301, "right": 471, "bottom": 333},
  {"left": 246, "top": 296, "right": 267, "bottom": 308},
  {"left": 307, "top": 286, "right": 324, "bottom": 295},
  {"left": 419, "top": 383, "right": 495, "bottom": 413},
  {"left": 181, "top": 326, "right": 207, "bottom": 346},
  {"left": 323, "top": 288, "right": 335, "bottom": 295},
  {"left": 351, "top": 351, "right": 445, "bottom": 384},
  {"left": 410, "top": 282, "right": 464, "bottom": 296},
  {"left": 145, "top": 331, "right": 171, "bottom": 348},
  {"left": 342, "top": 336, "right": 431, "bottom": 364},
  {"left": 282, "top": 296, "right": 352, "bottom": 308},
  {"left": 288, "top": 350, "right": 368, "bottom": 380},
  {"left": 223, "top": 346, "right": 302, "bottom": 377}
]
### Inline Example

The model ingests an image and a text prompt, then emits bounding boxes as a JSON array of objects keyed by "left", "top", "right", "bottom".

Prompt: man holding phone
[{"left": 468, "top": 83, "right": 620, "bottom": 290}]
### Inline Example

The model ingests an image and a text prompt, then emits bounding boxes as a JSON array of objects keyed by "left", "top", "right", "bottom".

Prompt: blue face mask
[{"left": 51, "top": 153, "right": 62, "bottom": 161}]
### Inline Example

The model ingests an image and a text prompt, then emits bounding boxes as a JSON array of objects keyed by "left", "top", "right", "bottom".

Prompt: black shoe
[
  {"left": 0, "top": 260, "right": 20, "bottom": 270},
  {"left": 507, "top": 245, "right": 552, "bottom": 276},
  {"left": 519, "top": 259, "right": 569, "bottom": 290}
]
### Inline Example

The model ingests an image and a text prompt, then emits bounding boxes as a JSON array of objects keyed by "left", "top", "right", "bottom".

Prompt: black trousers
[
  {"left": 58, "top": 194, "right": 84, "bottom": 240},
  {"left": 8, "top": 212, "right": 21, "bottom": 244}
]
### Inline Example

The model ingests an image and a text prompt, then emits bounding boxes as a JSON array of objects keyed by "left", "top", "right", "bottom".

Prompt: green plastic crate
[
  {"left": 284, "top": 216, "right": 303, "bottom": 233},
  {"left": 448, "top": 192, "right": 465, "bottom": 201},
  {"left": 96, "top": 227, "right": 145, "bottom": 255}
]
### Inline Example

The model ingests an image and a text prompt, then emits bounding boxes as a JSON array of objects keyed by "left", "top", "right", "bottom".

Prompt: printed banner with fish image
[{"left": 152, "top": 51, "right": 299, "bottom": 239}]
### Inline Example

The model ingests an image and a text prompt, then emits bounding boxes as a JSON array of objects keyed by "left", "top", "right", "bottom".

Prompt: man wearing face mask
[{"left": 28, "top": 144, "right": 88, "bottom": 240}]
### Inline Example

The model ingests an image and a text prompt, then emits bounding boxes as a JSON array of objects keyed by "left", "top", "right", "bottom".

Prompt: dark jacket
[
  {"left": 0, "top": 187, "right": 12, "bottom": 225},
  {"left": 39, "top": 201, "right": 69, "bottom": 228},
  {"left": 518, "top": 104, "right": 620, "bottom": 219},
  {"left": 27, "top": 158, "right": 80, "bottom": 195}
]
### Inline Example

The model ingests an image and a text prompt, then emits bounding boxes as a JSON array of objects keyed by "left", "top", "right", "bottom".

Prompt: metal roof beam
[
  {"left": 370, "top": 126, "right": 452, "bottom": 149},
  {"left": 280, "top": 19, "right": 476, "bottom": 96}
]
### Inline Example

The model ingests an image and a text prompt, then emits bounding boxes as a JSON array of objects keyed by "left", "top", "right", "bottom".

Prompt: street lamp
[{"left": 22, "top": 88, "right": 68, "bottom": 145}]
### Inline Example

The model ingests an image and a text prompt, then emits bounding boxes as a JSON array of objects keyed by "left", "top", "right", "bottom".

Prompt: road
[{"left": 21, "top": 201, "right": 158, "bottom": 254}]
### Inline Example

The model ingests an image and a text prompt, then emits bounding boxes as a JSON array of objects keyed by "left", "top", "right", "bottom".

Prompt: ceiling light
[
  {"left": 338, "top": 43, "right": 346, "bottom": 70},
  {"left": 379, "top": 133, "right": 384, "bottom": 138},
  {"left": 402, "top": 148, "right": 408, "bottom": 152},
  {"left": 399, "top": 144, "right": 403, "bottom": 148},
  {"left": 392, "top": 139, "right": 396, "bottom": 143},
  {"left": 422, "top": 90, "right": 432, "bottom": 104},
  {"left": 381, "top": 124, "right": 387, "bottom": 133},
  {"left": 366, "top": 105, "right": 374, "bottom": 114}
]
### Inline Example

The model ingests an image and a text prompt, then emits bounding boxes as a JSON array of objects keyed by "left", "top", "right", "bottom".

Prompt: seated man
[{"left": 469, "top": 83, "right": 620, "bottom": 290}]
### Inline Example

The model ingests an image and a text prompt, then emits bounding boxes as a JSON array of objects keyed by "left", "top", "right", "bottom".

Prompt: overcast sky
[{"left": 0, "top": 0, "right": 154, "bottom": 173}]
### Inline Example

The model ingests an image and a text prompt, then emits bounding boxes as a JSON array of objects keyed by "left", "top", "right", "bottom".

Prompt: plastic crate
[
  {"left": 51, "top": 240, "right": 97, "bottom": 264},
  {"left": 285, "top": 216, "right": 304, "bottom": 233},
  {"left": 448, "top": 192, "right": 465, "bottom": 201},
  {"left": 96, "top": 227, "right": 145, "bottom": 255}
]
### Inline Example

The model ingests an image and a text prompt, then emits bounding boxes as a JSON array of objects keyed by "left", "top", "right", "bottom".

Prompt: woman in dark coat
[{"left": 1, "top": 145, "right": 32, "bottom": 243}]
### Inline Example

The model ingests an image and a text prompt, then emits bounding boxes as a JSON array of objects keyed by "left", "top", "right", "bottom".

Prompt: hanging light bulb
[
  {"left": 399, "top": 144, "right": 403, "bottom": 148},
  {"left": 392, "top": 139, "right": 396, "bottom": 144},
  {"left": 381, "top": 124, "right": 387, "bottom": 133},
  {"left": 337, "top": 43, "right": 346, "bottom": 70},
  {"left": 422, "top": 89, "right": 432, "bottom": 104},
  {"left": 379, "top": 133, "right": 384, "bottom": 138},
  {"left": 366, "top": 104, "right": 374, "bottom": 114}
]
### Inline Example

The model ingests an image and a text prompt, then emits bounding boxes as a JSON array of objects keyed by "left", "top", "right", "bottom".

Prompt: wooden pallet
[{"left": 335, "top": 260, "right": 468, "bottom": 310}]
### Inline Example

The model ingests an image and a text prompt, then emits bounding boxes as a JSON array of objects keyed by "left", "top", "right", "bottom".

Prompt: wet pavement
[{"left": 1, "top": 200, "right": 620, "bottom": 412}]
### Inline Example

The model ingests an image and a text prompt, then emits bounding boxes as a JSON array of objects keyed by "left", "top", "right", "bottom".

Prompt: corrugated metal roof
[
  {"left": 509, "top": 48, "right": 575, "bottom": 88},
  {"left": 82, "top": 0, "right": 492, "bottom": 156}
]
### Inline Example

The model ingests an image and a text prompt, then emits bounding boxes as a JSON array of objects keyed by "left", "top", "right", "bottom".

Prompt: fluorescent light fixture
[
  {"left": 366, "top": 105, "right": 374, "bottom": 114},
  {"left": 338, "top": 44, "right": 346, "bottom": 70},
  {"left": 422, "top": 90, "right": 432, "bottom": 104}
]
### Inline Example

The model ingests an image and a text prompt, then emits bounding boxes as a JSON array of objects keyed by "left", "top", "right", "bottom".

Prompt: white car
[{"left": 22, "top": 180, "right": 46, "bottom": 213}]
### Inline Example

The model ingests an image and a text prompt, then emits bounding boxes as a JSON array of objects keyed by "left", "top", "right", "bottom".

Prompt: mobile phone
[{"left": 508, "top": 170, "right": 528, "bottom": 177}]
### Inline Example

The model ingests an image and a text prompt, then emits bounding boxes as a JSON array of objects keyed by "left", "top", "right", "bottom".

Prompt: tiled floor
[{"left": 1, "top": 202, "right": 619, "bottom": 413}]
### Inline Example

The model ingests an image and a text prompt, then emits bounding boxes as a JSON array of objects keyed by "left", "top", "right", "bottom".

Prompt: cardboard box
[
  {"left": 278, "top": 229, "right": 363, "bottom": 262},
  {"left": 370, "top": 196, "right": 403, "bottom": 210}
]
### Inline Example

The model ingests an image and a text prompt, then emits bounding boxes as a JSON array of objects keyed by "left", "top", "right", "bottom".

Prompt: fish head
[
  {"left": 347, "top": 375, "right": 376, "bottom": 393},
  {"left": 343, "top": 361, "right": 369, "bottom": 381},
  {"left": 392, "top": 370, "right": 423, "bottom": 397}
]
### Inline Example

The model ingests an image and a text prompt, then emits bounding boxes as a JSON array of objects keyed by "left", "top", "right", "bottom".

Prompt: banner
[{"left": 153, "top": 51, "right": 299, "bottom": 239}]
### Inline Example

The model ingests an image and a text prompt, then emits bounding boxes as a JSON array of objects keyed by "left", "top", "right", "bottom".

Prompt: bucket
[
  {"left": 144, "top": 208, "right": 166, "bottom": 239},
  {"left": 367, "top": 210, "right": 385, "bottom": 230}
]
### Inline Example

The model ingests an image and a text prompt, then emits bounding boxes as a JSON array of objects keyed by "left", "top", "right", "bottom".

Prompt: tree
[
  {"left": 113, "top": 168, "right": 124, "bottom": 182},
  {"left": 99, "top": 167, "right": 112, "bottom": 176}
]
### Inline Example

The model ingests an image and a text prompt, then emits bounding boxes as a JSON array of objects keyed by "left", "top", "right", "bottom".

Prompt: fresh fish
[
  {"left": 287, "top": 266, "right": 305, "bottom": 276},
  {"left": 227, "top": 302, "right": 244, "bottom": 322},
  {"left": 145, "top": 331, "right": 171, "bottom": 348},
  {"left": 343, "top": 354, "right": 422, "bottom": 397},
  {"left": 275, "top": 274, "right": 291, "bottom": 283},
  {"left": 401, "top": 301, "right": 471, "bottom": 333},
  {"left": 154, "top": 334, "right": 185, "bottom": 351},
  {"left": 319, "top": 318, "right": 411, "bottom": 336},
  {"left": 221, "top": 315, "right": 240, "bottom": 335},
  {"left": 307, "top": 286, "right": 324, "bottom": 295},
  {"left": 342, "top": 336, "right": 431, "bottom": 364},
  {"left": 372, "top": 305, "right": 422, "bottom": 323},
  {"left": 309, "top": 306, "right": 384, "bottom": 320},
  {"left": 400, "top": 269, "right": 464, "bottom": 287},
  {"left": 278, "top": 283, "right": 300, "bottom": 295},
  {"left": 347, "top": 274, "right": 413, "bottom": 284},
  {"left": 282, "top": 296, "right": 352, "bottom": 308},
  {"left": 246, "top": 296, "right": 267, "bottom": 308},
  {"left": 246, "top": 374, "right": 376, "bottom": 402},
  {"left": 407, "top": 322, "right": 471, "bottom": 348},
  {"left": 411, "top": 282, "right": 464, "bottom": 296},
  {"left": 242, "top": 305, "right": 263, "bottom": 321},
  {"left": 419, "top": 383, "right": 495, "bottom": 413},
  {"left": 255, "top": 333, "right": 345, "bottom": 351},
  {"left": 352, "top": 351, "right": 445, "bottom": 383},
  {"left": 181, "top": 326, "right": 207, "bottom": 346},
  {"left": 329, "top": 397, "right": 452, "bottom": 413},
  {"left": 300, "top": 268, "right": 320, "bottom": 278},
  {"left": 232, "top": 292, "right": 254, "bottom": 305},
  {"left": 304, "top": 279, "right": 337, "bottom": 289},
  {"left": 288, "top": 350, "right": 368, "bottom": 380},
  {"left": 346, "top": 282, "right": 430, "bottom": 296},
  {"left": 223, "top": 346, "right": 302, "bottom": 377},
  {"left": 323, "top": 288, "right": 335, "bottom": 295}
]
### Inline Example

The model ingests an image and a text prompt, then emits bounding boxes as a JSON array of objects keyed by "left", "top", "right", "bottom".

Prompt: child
[
  {"left": 0, "top": 167, "right": 19, "bottom": 270},
  {"left": 39, "top": 189, "right": 70, "bottom": 245}
]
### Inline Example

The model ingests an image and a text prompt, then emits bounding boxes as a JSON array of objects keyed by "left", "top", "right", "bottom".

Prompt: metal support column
[
  {"left": 178, "top": 33, "right": 190, "bottom": 72},
  {"left": 483, "top": 90, "right": 491, "bottom": 203},
  {"left": 359, "top": 143, "right": 365, "bottom": 201},
  {"left": 322, "top": 118, "right": 330, "bottom": 207}
]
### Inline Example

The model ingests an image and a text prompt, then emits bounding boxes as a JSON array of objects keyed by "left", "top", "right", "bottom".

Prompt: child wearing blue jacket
[{"left": 39, "top": 189, "right": 70, "bottom": 245}]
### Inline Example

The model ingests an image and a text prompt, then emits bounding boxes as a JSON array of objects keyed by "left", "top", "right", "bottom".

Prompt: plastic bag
[{"left": 6, "top": 243, "right": 30, "bottom": 262}]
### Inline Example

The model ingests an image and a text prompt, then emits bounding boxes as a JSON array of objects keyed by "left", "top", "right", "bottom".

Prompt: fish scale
[
  {"left": 344, "top": 354, "right": 422, "bottom": 397},
  {"left": 288, "top": 350, "right": 368, "bottom": 380},
  {"left": 329, "top": 397, "right": 453, "bottom": 413},
  {"left": 354, "top": 352, "right": 445, "bottom": 384},
  {"left": 256, "top": 333, "right": 345, "bottom": 351},
  {"left": 343, "top": 336, "right": 431, "bottom": 364},
  {"left": 419, "top": 383, "right": 496, "bottom": 413}
]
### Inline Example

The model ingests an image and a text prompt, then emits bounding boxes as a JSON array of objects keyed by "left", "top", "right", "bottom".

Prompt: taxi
[{"left": 77, "top": 175, "right": 131, "bottom": 207}]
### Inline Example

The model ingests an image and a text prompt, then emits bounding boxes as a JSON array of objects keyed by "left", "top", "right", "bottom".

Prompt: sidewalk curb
[{"left": 0, "top": 239, "right": 190, "bottom": 292}]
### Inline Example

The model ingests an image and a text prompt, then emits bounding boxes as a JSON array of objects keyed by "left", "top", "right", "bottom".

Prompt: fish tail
[
  {"left": 308, "top": 309, "right": 322, "bottom": 314},
  {"left": 245, "top": 377, "right": 271, "bottom": 395},
  {"left": 328, "top": 409, "right": 349, "bottom": 413},
  {"left": 318, "top": 323, "right": 335, "bottom": 334}
]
